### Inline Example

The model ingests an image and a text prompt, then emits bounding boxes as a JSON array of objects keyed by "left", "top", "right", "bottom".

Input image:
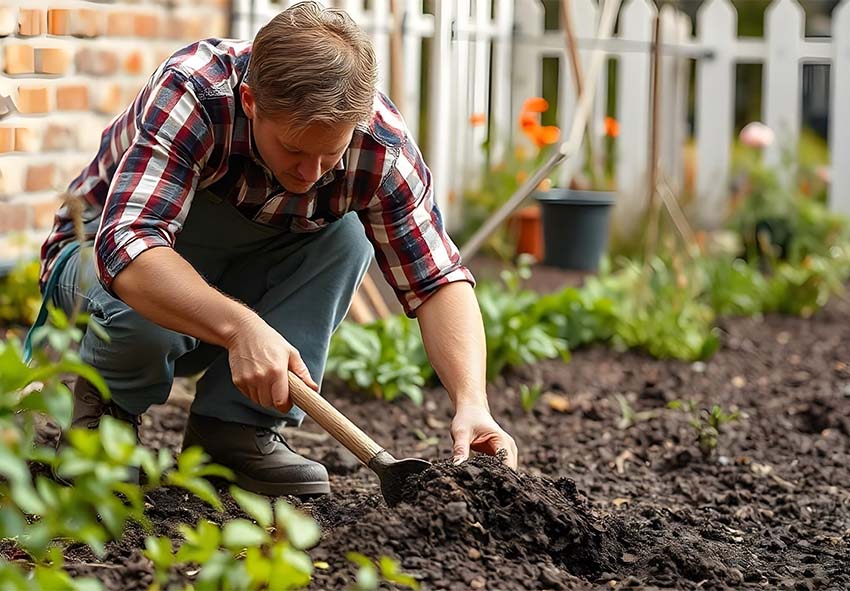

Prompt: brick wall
[{"left": 0, "top": 0, "right": 231, "bottom": 268}]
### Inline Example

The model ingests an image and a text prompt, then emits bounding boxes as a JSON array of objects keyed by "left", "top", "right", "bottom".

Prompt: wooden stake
[{"left": 360, "top": 274, "right": 391, "bottom": 320}]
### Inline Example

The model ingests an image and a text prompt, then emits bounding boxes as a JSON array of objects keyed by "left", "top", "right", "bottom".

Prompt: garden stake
[{"left": 287, "top": 371, "right": 430, "bottom": 505}]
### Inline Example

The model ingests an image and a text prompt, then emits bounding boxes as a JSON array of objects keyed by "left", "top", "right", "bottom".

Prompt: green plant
[
  {"left": 0, "top": 259, "right": 41, "bottom": 326},
  {"left": 728, "top": 136, "right": 848, "bottom": 265},
  {"left": 477, "top": 257, "right": 569, "bottom": 378},
  {"left": 327, "top": 315, "right": 433, "bottom": 405},
  {"left": 667, "top": 400, "right": 740, "bottom": 459},
  {"left": 593, "top": 257, "right": 720, "bottom": 361},
  {"left": 519, "top": 383, "right": 544, "bottom": 413},
  {"left": 0, "top": 309, "right": 235, "bottom": 589},
  {"left": 146, "top": 487, "right": 320, "bottom": 591},
  {"left": 346, "top": 552, "right": 419, "bottom": 591},
  {"left": 614, "top": 393, "right": 659, "bottom": 430}
]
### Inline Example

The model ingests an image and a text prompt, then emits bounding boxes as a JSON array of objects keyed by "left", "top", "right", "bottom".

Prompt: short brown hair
[{"left": 246, "top": 1, "right": 378, "bottom": 127}]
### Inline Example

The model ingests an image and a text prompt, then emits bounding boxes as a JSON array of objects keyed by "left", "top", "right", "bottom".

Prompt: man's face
[{"left": 241, "top": 85, "right": 355, "bottom": 194}]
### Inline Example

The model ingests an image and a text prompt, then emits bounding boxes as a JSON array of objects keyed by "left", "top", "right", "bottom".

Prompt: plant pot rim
[{"left": 534, "top": 188, "right": 615, "bottom": 206}]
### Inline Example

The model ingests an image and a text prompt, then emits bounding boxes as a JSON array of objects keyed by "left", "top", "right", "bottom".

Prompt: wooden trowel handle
[{"left": 287, "top": 371, "right": 384, "bottom": 465}]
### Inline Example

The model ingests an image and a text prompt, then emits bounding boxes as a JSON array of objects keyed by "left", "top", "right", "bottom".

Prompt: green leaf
[
  {"left": 166, "top": 473, "right": 223, "bottom": 511},
  {"left": 379, "top": 556, "right": 420, "bottom": 590},
  {"left": 144, "top": 536, "right": 174, "bottom": 569},
  {"left": 230, "top": 486, "right": 273, "bottom": 528},
  {"left": 221, "top": 519, "right": 270, "bottom": 549},
  {"left": 275, "top": 499, "right": 320, "bottom": 549}
]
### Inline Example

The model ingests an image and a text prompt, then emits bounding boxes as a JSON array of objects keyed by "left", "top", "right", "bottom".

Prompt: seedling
[
  {"left": 667, "top": 399, "right": 740, "bottom": 459},
  {"left": 519, "top": 383, "right": 544, "bottom": 413},
  {"left": 614, "top": 393, "right": 659, "bottom": 429}
]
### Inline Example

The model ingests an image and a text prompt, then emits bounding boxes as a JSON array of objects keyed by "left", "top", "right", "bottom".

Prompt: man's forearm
[
  {"left": 111, "top": 246, "right": 254, "bottom": 347},
  {"left": 416, "top": 281, "right": 489, "bottom": 410}
]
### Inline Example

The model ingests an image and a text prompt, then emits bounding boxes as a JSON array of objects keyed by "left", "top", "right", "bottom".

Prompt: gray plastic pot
[{"left": 534, "top": 188, "right": 614, "bottom": 271}]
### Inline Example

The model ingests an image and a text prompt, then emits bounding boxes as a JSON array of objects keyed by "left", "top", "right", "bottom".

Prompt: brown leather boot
[
  {"left": 181, "top": 414, "right": 330, "bottom": 497},
  {"left": 56, "top": 376, "right": 141, "bottom": 484},
  {"left": 69, "top": 376, "right": 139, "bottom": 432}
]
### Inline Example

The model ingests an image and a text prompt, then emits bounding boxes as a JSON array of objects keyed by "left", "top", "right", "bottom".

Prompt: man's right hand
[{"left": 225, "top": 312, "right": 318, "bottom": 412}]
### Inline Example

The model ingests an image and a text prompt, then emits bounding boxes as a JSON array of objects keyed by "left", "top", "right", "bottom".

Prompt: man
[{"left": 40, "top": 1, "right": 518, "bottom": 496}]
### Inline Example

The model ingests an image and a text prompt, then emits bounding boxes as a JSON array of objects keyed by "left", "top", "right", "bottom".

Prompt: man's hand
[
  {"left": 225, "top": 312, "right": 318, "bottom": 412},
  {"left": 451, "top": 404, "right": 518, "bottom": 470}
]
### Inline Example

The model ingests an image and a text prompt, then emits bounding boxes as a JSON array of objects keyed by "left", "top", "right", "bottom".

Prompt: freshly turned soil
[{"left": 4, "top": 271, "right": 850, "bottom": 590}]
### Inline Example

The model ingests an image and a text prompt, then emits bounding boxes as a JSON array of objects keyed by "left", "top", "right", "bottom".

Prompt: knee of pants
[
  {"left": 316, "top": 213, "right": 374, "bottom": 275},
  {"left": 85, "top": 306, "right": 196, "bottom": 371}
]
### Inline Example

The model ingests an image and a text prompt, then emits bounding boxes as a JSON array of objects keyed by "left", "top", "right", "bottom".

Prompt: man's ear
[{"left": 240, "top": 83, "right": 256, "bottom": 119}]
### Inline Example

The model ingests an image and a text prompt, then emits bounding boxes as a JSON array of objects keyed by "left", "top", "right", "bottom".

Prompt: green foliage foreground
[{"left": 0, "top": 313, "right": 416, "bottom": 590}]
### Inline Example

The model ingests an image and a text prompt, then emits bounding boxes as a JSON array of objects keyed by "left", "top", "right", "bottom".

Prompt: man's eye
[{"left": 282, "top": 144, "right": 301, "bottom": 154}]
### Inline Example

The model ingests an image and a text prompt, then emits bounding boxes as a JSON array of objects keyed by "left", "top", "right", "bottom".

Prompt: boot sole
[{"left": 233, "top": 470, "right": 331, "bottom": 497}]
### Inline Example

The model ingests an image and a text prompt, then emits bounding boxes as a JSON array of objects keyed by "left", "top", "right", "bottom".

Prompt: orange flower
[
  {"left": 534, "top": 125, "right": 560, "bottom": 147},
  {"left": 521, "top": 97, "right": 549, "bottom": 113},
  {"left": 469, "top": 112, "right": 486, "bottom": 127},
  {"left": 519, "top": 111, "right": 538, "bottom": 131},
  {"left": 605, "top": 116, "right": 620, "bottom": 138},
  {"left": 516, "top": 170, "right": 528, "bottom": 184}
]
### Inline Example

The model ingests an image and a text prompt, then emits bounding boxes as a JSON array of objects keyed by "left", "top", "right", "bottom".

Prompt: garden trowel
[{"left": 287, "top": 371, "right": 430, "bottom": 505}]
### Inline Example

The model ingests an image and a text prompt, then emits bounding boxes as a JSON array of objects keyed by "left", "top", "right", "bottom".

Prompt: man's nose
[{"left": 297, "top": 156, "right": 322, "bottom": 183}]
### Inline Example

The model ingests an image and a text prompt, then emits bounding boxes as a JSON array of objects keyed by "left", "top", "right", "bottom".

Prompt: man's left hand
[{"left": 450, "top": 405, "right": 518, "bottom": 470}]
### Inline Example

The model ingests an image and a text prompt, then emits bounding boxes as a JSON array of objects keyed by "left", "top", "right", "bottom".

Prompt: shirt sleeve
[
  {"left": 358, "top": 113, "right": 475, "bottom": 318},
  {"left": 94, "top": 68, "right": 213, "bottom": 296}
]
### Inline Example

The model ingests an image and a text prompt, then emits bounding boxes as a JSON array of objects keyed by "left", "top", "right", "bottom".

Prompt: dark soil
[{"left": 5, "top": 267, "right": 850, "bottom": 590}]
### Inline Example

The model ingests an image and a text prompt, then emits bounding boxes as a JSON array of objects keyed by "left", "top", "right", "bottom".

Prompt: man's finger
[
  {"left": 269, "top": 378, "right": 292, "bottom": 413},
  {"left": 452, "top": 429, "right": 471, "bottom": 465},
  {"left": 289, "top": 353, "right": 318, "bottom": 391}
]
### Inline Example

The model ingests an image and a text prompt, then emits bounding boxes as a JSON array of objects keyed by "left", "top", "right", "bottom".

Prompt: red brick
[
  {"left": 42, "top": 124, "right": 76, "bottom": 151},
  {"left": 34, "top": 47, "right": 72, "bottom": 75},
  {"left": 33, "top": 197, "right": 63, "bottom": 229},
  {"left": 124, "top": 50, "right": 144, "bottom": 75},
  {"left": 16, "top": 87, "right": 51, "bottom": 114},
  {"left": 106, "top": 12, "right": 134, "bottom": 37},
  {"left": 96, "top": 83, "right": 124, "bottom": 115},
  {"left": 55, "top": 85, "right": 89, "bottom": 111},
  {"left": 133, "top": 13, "right": 159, "bottom": 38},
  {"left": 14, "top": 127, "right": 38, "bottom": 152},
  {"left": 4, "top": 45, "right": 34, "bottom": 75},
  {"left": 75, "top": 48, "right": 119, "bottom": 76},
  {"left": 47, "top": 9, "right": 71, "bottom": 35},
  {"left": 0, "top": 128, "right": 13, "bottom": 153},
  {"left": 70, "top": 9, "right": 101, "bottom": 38},
  {"left": 0, "top": 203, "right": 29, "bottom": 231},
  {"left": 18, "top": 9, "right": 45, "bottom": 36},
  {"left": 25, "top": 164, "right": 56, "bottom": 192}
]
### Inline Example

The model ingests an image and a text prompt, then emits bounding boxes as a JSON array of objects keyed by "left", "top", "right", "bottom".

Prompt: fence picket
[
  {"left": 831, "top": 0, "right": 850, "bottom": 215},
  {"left": 764, "top": 0, "right": 804, "bottom": 170},
  {"left": 695, "top": 0, "right": 736, "bottom": 228},
  {"left": 615, "top": 0, "right": 656, "bottom": 232}
]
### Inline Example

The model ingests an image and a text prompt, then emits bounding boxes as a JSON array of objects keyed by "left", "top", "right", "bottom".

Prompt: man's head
[{"left": 242, "top": 1, "right": 377, "bottom": 193}]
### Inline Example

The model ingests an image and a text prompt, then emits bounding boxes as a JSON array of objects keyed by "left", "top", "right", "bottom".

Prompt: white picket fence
[{"left": 232, "top": 0, "right": 850, "bottom": 233}]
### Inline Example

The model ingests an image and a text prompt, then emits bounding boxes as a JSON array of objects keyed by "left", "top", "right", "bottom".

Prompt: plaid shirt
[{"left": 40, "top": 38, "right": 473, "bottom": 317}]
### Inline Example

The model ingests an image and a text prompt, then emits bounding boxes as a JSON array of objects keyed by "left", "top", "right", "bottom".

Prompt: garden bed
[{"left": 23, "top": 287, "right": 849, "bottom": 590}]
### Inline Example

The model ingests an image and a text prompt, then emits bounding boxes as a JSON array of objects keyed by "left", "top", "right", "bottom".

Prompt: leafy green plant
[
  {"left": 146, "top": 486, "right": 320, "bottom": 591},
  {"left": 0, "top": 310, "right": 237, "bottom": 589},
  {"left": 591, "top": 257, "right": 720, "bottom": 361},
  {"left": 327, "top": 315, "right": 433, "bottom": 405},
  {"left": 0, "top": 259, "right": 41, "bottom": 326},
  {"left": 346, "top": 552, "right": 419, "bottom": 591},
  {"left": 519, "top": 383, "right": 544, "bottom": 414},
  {"left": 667, "top": 400, "right": 740, "bottom": 459},
  {"left": 477, "top": 258, "right": 569, "bottom": 378}
]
